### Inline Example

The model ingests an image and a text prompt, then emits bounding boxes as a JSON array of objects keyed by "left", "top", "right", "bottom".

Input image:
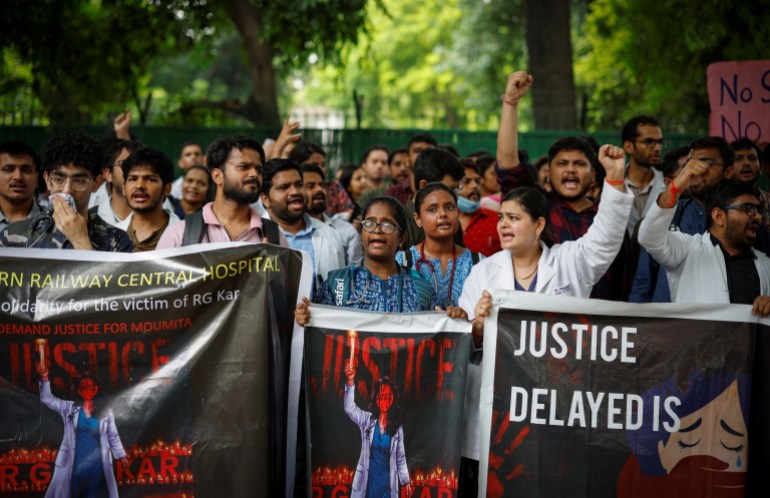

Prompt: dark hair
[
  {"left": 764, "top": 144, "right": 770, "bottom": 165},
  {"left": 438, "top": 144, "right": 460, "bottom": 158},
  {"left": 475, "top": 155, "right": 496, "bottom": 176},
  {"left": 41, "top": 131, "right": 104, "bottom": 177},
  {"left": 121, "top": 147, "right": 175, "bottom": 186},
  {"left": 621, "top": 115, "right": 661, "bottom": 143},
  {"left": 730, "top": 137, "right": 762, "bottom": 161},
  {"left": 408, "top": 133, "right": 438, "bottom": 149},
  {"left": 367, "top": 376, "right": 403, "bottom": 437},
  {"left": 388, "top": 148, "right": 409, "bottom": 165},
  {"left": 289, "top": 140, "right": 326, "bottom": 163},
  {"left": 466, "top": 149, "right": 492, "bottom": 159},
  {"left": 534, "top": 156, "right": 549, "bottom": 171},
  {"left": 339, "top": 164, "right": 362, "bottom": 192},
  {"left": 689, "top": 136, "right": 735, "bottom": 169},
  {"left": 179, "top": 141, "right": 203, "bottom": 154},
  {"left": 460, "top": 158, "right": 481, "bottom": 175},
  {"left": 362, "top": 196, "right": 408, "bottom": 234},
  {"left": 262, "top": 158, "right": 302, "bottom": 195},
  {"left": 413, "top": 148, "right": 464, "bottom": 190},
  {"left": 301, "top": 162, "right": 325, "bottom": 180},
  {"left": 206, "top": 136, "right": 265, "bottom": 171},
  {"left": 361, "top": 145, "right": 389, "bottom": 164},
  {"left": 0, "top": 140, "right": 39, "bottom": 171},
  {"left": 547, "top": 136, "right": 597, "bottom": 167},
  {"left": 659, "top": 146, "right": 689, "bottom": 179},
  {"left": 501, "top": 187, "right": 550, "bottom": 226},
  {"left": 103, "top": 139, "right": 143, "bottom": 171},
  {"left": 414, "top": 182, "right": 458, "bottom": 213},
  {"left": 705, "top": 179, "right": 759, "bottom": 229},
  {"left": 184, "top": 165, "right": 215, "bottom": 203}
]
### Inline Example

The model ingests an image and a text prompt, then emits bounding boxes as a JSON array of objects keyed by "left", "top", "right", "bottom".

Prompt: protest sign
[
  {"left": 707, "top": 60, "right": 770, "bottom": 142},
  {"left": 0, "top": 243, "right": 311, "bottom": 497},
  {"left": 479, "top": 291, "right": 766, "bottom": 498},
  {"left": 303, "top": 306, "right": 471, "bottom": 498}
]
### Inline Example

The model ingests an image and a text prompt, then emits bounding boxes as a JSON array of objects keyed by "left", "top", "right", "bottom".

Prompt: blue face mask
[{"left": 457, "top": 195, "right": 480, "bottom": 214}]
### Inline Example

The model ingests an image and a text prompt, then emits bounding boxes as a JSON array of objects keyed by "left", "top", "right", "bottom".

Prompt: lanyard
[{"left": 416, "top": 241, "right": 457, "bottom": 308}]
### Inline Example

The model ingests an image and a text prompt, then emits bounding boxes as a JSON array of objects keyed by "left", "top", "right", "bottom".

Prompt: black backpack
[{"left": 181, "top": 210, "right": 280, "bottom": 246}]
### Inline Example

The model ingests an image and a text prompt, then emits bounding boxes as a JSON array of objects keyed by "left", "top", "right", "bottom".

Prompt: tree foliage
[{"left": 575, "top": 0, "right": 770, "bottom": 132}]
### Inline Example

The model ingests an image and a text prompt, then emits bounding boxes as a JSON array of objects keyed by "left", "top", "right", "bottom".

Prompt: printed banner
[
  {"left": 707, "top": 60, "right": 770, "bottom": 142},
  {"left": 0, "top": 243, "right": 311, "bottom": 498},
  {"left": 479, "top": 291, "right": 768, "bottom": 498},
  {"left": 304, "top": 307, "right": 472, "bottom": 498}
]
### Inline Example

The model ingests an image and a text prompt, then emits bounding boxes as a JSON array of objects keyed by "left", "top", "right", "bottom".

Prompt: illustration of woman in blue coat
[
  {"left": 37, "top": 363, "right": 128, "bottom": 498},
  {"left": 344, "top": 362, "right": 411, "bottom": 498}
]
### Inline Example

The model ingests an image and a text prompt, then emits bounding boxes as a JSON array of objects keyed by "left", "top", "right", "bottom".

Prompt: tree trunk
[
  {"left": 525, "top": 0, "right": 577, "bottom": 130},
  {"left": 223, "top": 0, "right": 281, "bottom": 128}
]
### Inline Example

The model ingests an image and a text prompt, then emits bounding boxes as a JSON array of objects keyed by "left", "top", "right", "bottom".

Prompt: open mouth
[{"left": 561, "top": 176, "right": 581, "bottom": 189}]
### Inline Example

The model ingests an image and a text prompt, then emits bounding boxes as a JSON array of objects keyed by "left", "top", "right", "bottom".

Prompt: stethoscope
[
  {"left": 347, "top": 262, "right": 404, "bottom": 311},
  {"left": 415, "top": 241, "right": 457, "bottom": 308}
]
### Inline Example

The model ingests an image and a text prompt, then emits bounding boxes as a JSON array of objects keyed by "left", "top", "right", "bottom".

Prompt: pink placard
[{"left": 708, "top": 60, "right": 770, "bottom": 142}]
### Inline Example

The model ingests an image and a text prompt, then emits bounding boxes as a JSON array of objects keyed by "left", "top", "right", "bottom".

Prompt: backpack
[
  {"left": 182, "top": 210, "right": 280, "bottom": 246},
  {"left": 325, "top": 266, "right": 433, "bottom": 311}
]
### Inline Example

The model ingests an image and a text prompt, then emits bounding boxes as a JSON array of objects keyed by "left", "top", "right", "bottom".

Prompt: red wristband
[{"left": 606, "top": 179, "right": 625, "bottom": 185}]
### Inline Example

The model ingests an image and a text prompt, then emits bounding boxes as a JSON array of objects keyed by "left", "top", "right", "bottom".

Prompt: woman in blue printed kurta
[
  {"left": 295, "top": 196, "right": 468, "bottom": 323},
  {"left": 396, "top": 183, "right": 482, "bottom": 309}
]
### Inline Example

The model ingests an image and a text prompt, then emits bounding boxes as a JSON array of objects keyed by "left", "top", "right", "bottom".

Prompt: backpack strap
[
  {"left": 182, "top": 210, "right": 205, "bottom": 246},
  {"left": 261, "top": 217, "right": 280, "bottom": 244},
  {"left": 408, "top": 269, "right": 434, "bottom": 310},
  {"left": 325, "top": 267, "right": 353, "bottom": 307}
]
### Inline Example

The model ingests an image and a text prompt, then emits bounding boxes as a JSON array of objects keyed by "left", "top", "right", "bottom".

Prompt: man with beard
[
  {"left": 621, "top": 116, "right": 667, "bottom": 236},
  {"left": 495, "top": 70, "right": 630, "bottom": 300},
  {"left": 157, "top": 136, "right": 287, "bottom": 248},
  {"left": 0, "top": 140, "right": 41, "bottom": 231},
  {"left": 302, "top": 163, "right": 362, "bottom": 265},
  {"left": 116, "top": 147, "right": 179, "bottom": 251},
  {"left": 261, "top": 158, "right": 344, "bottom": 285},
  {"left": 639, "top": 177, "right": 770, "bottom": 312},
  {"left": 456, "top": 159, "right": 500, "bottom": 256},
  {"left": 725, "top": 138, "right": 770, "bottom": 254},
  {"left": 93, "top": 139, "right": 144, "bottom": 226}
]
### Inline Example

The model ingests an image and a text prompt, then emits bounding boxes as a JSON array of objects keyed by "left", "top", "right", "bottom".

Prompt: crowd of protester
[{"left": 2, "top": 70, "right": 770, "bottom": 497}]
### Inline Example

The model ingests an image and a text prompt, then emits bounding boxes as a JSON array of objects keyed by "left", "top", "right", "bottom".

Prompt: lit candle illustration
[
  {"left": 35, "top": 338, "right": 47, "bottom": 367},
  {"left": 348, "top": 330, "right": 357, "bottom": 366}
]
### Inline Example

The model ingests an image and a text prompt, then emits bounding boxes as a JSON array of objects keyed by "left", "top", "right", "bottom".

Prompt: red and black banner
[
  {"left": 0, "top": 243, "right": 310, "bottom": 497},
  {"left": 303, "top": 307, "right": 472, "bottom": 498}
]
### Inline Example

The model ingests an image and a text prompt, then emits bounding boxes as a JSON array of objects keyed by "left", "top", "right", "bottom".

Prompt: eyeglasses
[
  {"left": 48, "top": 173, "right": 92, "bottom": 191},
  {"left": 361, "top": 219, "right": 401, "bottom": 234},
  {"left": 636, "top": 138, "right": 666, "bottom": 148},
  {"left": 724, "top": 203, "right": 761, "bottom": 217}
]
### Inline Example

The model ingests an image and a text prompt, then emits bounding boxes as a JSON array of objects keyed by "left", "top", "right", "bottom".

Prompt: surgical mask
[{"left": 457, "top": 195, "right": 480, "bottom": 214}]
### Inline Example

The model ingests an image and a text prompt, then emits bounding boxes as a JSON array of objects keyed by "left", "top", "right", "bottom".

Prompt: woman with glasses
[
  {"left": 396, "top": 183, "right": 483, "bottom": 310},
  {"left": 295, "top": 196, "right": 467, "bottom": 324}
]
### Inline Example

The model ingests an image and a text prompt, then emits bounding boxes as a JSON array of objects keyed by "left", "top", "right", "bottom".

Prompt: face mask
[{"left": 457, "top": 195, "right": 480, "bottom": 214}]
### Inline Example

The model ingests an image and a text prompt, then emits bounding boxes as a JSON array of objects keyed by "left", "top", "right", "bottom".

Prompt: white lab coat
[
  {"left": 39, "top": 381, "right": 126, "bottom": 498},
  {"left": 458, "top": 182, "right": 634, "bottom": 459},
  {"left": 638, "top": 202, "right": 770, "bottom": 303}
]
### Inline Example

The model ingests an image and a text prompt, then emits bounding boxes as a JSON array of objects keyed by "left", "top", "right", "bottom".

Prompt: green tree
[
  {"left": 0, "top": 0, "right": 207, "bottom": 125},
  {"left": 576, "top": 0, "right": 770, "bottom": 132}
]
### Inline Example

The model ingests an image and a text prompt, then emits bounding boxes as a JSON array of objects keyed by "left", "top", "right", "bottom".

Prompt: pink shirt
[{"left": 156, "top": 202, "right": 288, "bottom": 249}]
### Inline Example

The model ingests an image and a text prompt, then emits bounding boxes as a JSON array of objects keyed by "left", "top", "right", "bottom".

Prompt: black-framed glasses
[
  {"left": 636, "top": 138, "right": 666, "bottom": 148},
  {"left": 49, "top": 173, "right": 92, "bottom": 191},
  {"left": 361, "top": 219, "right": 401, "bottom": 234},
  {"left": 724, "top": 203, "right": 761, "bottom": 217}
]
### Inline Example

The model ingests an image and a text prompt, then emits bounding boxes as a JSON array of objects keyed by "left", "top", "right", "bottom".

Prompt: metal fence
[{"left": 0, "top": 126, "right": 701, "bottom": 176}]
